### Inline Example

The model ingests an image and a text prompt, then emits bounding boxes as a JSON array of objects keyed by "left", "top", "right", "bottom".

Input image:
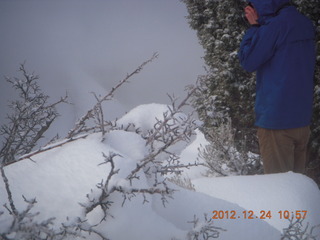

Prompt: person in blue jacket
[{"left": 238, "top": 0, "right": 316, "bottom": 174}]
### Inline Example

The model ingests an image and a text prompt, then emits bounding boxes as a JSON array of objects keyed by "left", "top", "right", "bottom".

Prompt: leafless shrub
[
  {"left": 186, "top": 214, "right": 226, "bottom": 240},
  {"left": 0, "top": 196, "right": 85, "bottom": 240},
  {"left": 0, "top": 65, "right": 72, "bottom": 239},
  {"left": 281, "top": 217, "right": 320, "bottom": 240},
  {"left": 199, "top": 118, "right": 262, "bottom": 176},
  {"left": 0, "top": 64, "right": 67, "bottom": 166},
  {"left": 82, "top": 87, "right": 201, "bottom": 226},
  {"left": 168, "top": 174, "right": 196, "bottom": 191},
  {"left": 0, "top": 56, "right": 159, "bottom": 240},
  {"left": 0, "top": 56, "right": 206, "bottom": 240}
]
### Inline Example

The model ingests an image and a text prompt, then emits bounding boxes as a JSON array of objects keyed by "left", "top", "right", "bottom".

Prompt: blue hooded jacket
[{"left": 238, "top": 0, "right": 316, "bottom": 129}]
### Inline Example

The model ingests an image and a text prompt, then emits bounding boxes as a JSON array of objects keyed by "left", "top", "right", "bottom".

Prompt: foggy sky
[{"left": 0, "top": 0, "right": 204, "bottom": 139}]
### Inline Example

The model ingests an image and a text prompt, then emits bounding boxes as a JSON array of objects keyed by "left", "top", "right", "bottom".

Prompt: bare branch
[
  {"left": 81, "top": 85, "right": 200, "bottom": 225},
  {"left": 0, "top": 64, "right": 68, "bottom": 165},
  {"left": 3, "top": 134, "right": 89, "bottom": 167},
  {"left": 0, "top": 167, "right": 18, "bottom": 216},
  {"left": 67, "top": 53, "right": 158, "bottom": 138},
  {"left": 281, "top": 217, "right": 320, "bottom": 240},
  {"left": 187, "top": 214, "right": 226, "bottom": 240}
]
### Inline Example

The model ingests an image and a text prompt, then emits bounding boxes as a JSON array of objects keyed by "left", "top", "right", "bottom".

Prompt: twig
[
  {"left": 67, "top": 53, "right": 158, "bottom": 138},
  {"left": 0, "top": 167, "right": 18, "bottom": 216},
  {"left": 92, "top": 92, "right": 106, "bottom": 137},
  {"left": 3, "top": 134, "right": 89, "bottom": 167}
]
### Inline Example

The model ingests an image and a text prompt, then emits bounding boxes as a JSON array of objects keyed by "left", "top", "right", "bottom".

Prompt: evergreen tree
[
  {"left": 182, "top": 0, "right": 320, "bottom": 162},
  {"left": 294, "top": 0, "right": 320, "bottom": 161}
]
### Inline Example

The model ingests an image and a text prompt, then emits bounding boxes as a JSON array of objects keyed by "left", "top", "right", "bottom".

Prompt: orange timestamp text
[{"left": 212, "top": 210, "right": 308, "bottom": 220}]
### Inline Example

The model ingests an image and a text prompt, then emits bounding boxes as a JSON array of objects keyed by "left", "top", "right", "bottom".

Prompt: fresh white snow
[{"left": 1, "top": 103, "right": 320, "bottom": 240}]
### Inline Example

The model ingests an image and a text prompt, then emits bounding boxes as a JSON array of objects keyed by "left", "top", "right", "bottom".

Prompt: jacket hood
[{"left": 249, "top": 0, "right": 291, "bottom": 17}]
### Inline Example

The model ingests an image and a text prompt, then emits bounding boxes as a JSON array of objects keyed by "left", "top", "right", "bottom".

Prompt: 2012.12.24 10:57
[{"left": 211, "top": 210, "right": 308, "bottom": 220}]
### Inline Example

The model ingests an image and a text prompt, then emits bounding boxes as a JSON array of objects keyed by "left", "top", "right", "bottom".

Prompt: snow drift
[{"left": 1, "top": 103, "right": 319, "bottom": 240}]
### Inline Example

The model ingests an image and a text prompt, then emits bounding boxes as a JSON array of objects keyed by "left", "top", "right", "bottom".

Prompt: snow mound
[
  {"left": 1, "top": 103, "right": 319, "bottom": 240},
  {"left": 193, "top": 172, "right": 320, "bottom": 233},
  {"left": 117, "top": 103, "right": 171, "bottom": 133}
]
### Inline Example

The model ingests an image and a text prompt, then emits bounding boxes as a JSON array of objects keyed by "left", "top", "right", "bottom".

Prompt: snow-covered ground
[{"left": 1, "top": 104, "right": 320, "bottom": 240}]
